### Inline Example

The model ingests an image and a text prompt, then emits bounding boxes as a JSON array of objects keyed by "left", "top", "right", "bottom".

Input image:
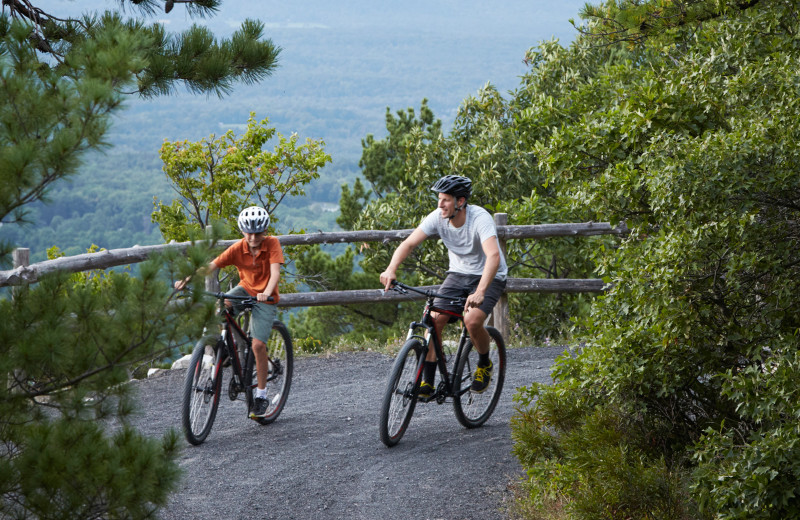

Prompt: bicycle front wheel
[
  {"left": 379, "top": 339, "right": 423, "bottom": 447},
  {"left": 245, "top": 320, "right": 294, "bottom": 425},
  {"left": 181, "top": 338, "right": 222, "bottom": 445},
  {"left": 453, "top": 326, "right": 506, "bottom": 428}
]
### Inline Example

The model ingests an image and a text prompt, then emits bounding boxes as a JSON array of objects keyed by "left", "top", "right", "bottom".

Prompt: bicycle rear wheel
[
  {"left": 245, "top": 320, "right": 294, "bottom": 425},
  {"left": 181, "top": 338, "right": 222, "bottom": 445},
  {"left": 452, "top": 326, "right": 505, "bottom": 428},
  {"left": 379, "top": 339, "right": 423, "bottom": 447}
]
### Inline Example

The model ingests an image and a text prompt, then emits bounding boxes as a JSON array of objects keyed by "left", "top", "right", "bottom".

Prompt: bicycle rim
[
  {"left": 453, "top": 327, "right": 505, "bottom": 428},
  {"left": 181, "top": 339, "right": 222, "bottom": 445},
  {"left": 246, "top": 321, "right": 293, "bottom": 425},
  {"left": 379, "top": 339, "right": 422, "bottom": 447}
]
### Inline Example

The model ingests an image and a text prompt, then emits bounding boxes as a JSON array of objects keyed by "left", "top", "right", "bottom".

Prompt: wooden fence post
[
  {"left": 491, "top": 214, "right": 510, "bottom": 341},
  {"left": 9, "top": 248, "right": 30, "bottom": 391},
  {"left": 12, "top": 248, "right": 29, "bottom": 287}
]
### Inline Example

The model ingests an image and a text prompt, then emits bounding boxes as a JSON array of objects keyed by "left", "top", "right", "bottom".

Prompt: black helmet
[
  {"left": 237, "top": 206, "right": 270, "bottom": 234},
  {"left": 430, "top": 175, "right": 472, "bottom": 199}
]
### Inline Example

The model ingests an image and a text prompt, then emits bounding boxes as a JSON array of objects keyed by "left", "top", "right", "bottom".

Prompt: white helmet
[{"left": 237, "top": 206, "right": 270, "bottom": 234}]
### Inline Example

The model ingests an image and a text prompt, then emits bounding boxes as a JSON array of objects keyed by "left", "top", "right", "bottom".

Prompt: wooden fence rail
[
  {"left": 0, "top": 221, "right": 626, "bottom": 287},
  {"left": 3, "top": 218, "right": 625, "bottom": 338}
]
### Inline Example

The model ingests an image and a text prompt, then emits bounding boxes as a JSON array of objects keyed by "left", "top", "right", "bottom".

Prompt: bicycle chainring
[
  {"left": 436, "top": 381, "right": 447, "bottom": 404},
  {"left": 228, "top": 377, "right": 241, "bottom": 401}
]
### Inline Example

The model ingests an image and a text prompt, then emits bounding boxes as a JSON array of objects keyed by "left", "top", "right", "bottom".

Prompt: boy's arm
[
  {"left": 174, "top": 261, "right": 218, "bottom": 290},
  {"left": 257, "top": 262, "right": 281, "bottom": 302}
]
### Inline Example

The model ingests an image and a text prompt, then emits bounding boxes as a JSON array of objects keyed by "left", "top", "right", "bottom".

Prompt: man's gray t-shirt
[{"left": 419, "top": 205, "right": 508, "bottom": 281}]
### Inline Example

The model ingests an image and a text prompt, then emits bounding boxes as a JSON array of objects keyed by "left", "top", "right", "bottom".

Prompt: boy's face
[{"left": 243, "top": 232, "right": 267, "bottom": 250}]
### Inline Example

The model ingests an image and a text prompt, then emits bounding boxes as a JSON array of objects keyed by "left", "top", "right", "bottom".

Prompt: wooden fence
[{"left": 1, "top": 216, "right": 627, "bottom": 338}]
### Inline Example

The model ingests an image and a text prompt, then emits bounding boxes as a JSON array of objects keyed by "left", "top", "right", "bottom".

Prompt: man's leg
[
  {"left": 427, "top": 312, "right": 451, "bottom": 362},
  {"left": 464, "top": 307, "right": 490, "bottom": 354}
]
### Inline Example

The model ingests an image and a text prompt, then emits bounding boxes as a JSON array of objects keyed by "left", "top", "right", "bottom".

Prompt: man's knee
[{"left": 464, "top": 310, "right": 487, "bottom": 332}]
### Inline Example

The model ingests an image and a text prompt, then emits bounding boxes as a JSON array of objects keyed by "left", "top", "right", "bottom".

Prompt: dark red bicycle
[{"left": 181, "top": 292, "right": 293, "bottom": 445}]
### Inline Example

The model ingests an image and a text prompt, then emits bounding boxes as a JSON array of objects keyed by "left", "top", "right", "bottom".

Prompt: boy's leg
[
  {"left": 249, "top": 302, "right": 278, "bottom": 389},
  {"left": 252, "top": 338, "right": 269, "bottom": 388},
  {"left": 249, "top": 302, "right": 277, "bottom": 418}
]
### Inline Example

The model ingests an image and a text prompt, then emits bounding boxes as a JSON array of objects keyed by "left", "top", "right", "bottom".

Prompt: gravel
[{"left": 127, "top": 345, "right": 565, "bottom": 520}]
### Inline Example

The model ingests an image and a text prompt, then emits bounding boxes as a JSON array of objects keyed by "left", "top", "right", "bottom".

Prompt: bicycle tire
[
  {"left": 379, "top": 338, "right": 423, "bottom": 447},
  {"left": 181, "top": 338, "right": 223, "bottom": 445},
  {"left": 244, "top": 320, "right": 294, "bottom": 425},
  {"left": 452, "top": 326, "right": 506, "bottom": 428}
]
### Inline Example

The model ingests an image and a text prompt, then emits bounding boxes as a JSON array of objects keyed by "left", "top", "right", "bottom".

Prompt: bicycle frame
[
  {"left": 182, "top": 291, "right": 294, "bottom": 444},
  {"left": 216, "top": 302, "right": 251, "bottom": 395},
  {"left": 398, "top": 283, "right": 471, "bottom": 403}
]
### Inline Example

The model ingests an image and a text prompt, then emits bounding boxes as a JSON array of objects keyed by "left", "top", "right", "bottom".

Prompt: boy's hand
[
  {"left": 174, "top": 277, "right": 190, "bottom": 291},
  {"left": 257, "top": 292, "right": 272, "bottom": 302}
]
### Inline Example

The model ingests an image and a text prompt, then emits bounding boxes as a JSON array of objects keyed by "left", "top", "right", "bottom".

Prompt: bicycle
[
  {"left": 378, "top": 280, "right": 506, "bottom": 447},
  {"left": 181, "top": 291, "right": 293, "bottom": 445}
]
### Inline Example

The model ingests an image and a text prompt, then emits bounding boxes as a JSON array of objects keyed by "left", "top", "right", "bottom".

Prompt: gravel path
[{"left": 127, "top": 345, "right": 565, "bottom": 520}]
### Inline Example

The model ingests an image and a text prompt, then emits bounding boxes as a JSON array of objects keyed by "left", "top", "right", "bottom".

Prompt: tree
[
  {"left": 510, "top": 1, "right": 800, "bottom": 517},
  {"left": 1, "top": 2, "right": 280, "bottom": 517},
  {"left": 0, "top": 0, "right": 279, "bottom": 227},
  {"left": 151, "top": 112, "right": 331, "bottom": 243},
  {"left": 291, "top": 86, "right": 613, "bottom": 347}
]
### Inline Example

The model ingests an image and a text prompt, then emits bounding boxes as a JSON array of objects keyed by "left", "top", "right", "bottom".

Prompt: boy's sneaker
[
  {"left": 250, "top": 397, "right": 269, "bottom": 418},
  {"left": 418, "top": 381, "right": 435, "bottom": 399},
  {"left": 470, "top": 361, "right": 493, "bottom": 393}
]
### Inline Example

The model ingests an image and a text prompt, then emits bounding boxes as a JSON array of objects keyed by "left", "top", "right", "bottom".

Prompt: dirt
[{"left": 127, "top": 345, "right": 566, "bottom": 520}]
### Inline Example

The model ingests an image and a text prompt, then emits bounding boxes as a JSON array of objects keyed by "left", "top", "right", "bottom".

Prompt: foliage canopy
[
  {"left": 1, "top": 1, "right": 279, "bottom": 517},
  {"left": 510, "top": 0, "right": 800, "bottom": 518}
]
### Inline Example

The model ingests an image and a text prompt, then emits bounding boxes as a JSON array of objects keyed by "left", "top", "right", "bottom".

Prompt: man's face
[
  {"left": 437, "top": 192, "right": 462, "bottom": 219},
  {"left": 243, "top": 232, "right": 267, "bottom": 249}
]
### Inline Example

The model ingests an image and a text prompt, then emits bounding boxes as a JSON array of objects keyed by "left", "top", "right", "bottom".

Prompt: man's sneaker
[
  {"left": 470, "top": 361, "right": 493, "bottom": 393},
  {"left": 250, "top": 397, "right": 269, "bottom": 418},
  {"left": 418, "top": 381, "right": 435, "bottom": 399}
]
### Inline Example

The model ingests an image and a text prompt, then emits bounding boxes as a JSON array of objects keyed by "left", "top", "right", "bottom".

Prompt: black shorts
[{"left": 433, "top": 272, "right": 506, "bottom": 316}]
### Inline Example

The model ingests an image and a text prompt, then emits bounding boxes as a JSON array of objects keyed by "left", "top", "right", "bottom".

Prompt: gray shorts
[
  {"left": 433, "top": 272, "right": 506, "bottom": 316},
  {"left": 226, "top": 286, "right": 277, "bottom": 344}
]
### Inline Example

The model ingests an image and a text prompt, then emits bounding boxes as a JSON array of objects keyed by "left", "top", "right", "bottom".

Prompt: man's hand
[
  {"left": 379, "top": 270, "right": 397, "bottom": 292},
  {"left": 257, "top": 292, "right": 272, "bottom": 302},
  {"left": 465, "top": 289, "right": 485, "bottom": 312},
  {"left": 174, "top": 277, "right": 190, "bottom": 291}
]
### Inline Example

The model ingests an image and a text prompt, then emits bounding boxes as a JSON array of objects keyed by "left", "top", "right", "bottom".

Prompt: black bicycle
[
  {"left": 181, "top": 292, "right": 293, "bottom": 445},
  {"left": 379, "top": 281, "right": 506, "bottom": 447}
]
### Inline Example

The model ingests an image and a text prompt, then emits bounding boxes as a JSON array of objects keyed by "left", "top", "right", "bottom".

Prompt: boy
[{"left": 176, "top": 206, "right": 284, "bottom": 418}]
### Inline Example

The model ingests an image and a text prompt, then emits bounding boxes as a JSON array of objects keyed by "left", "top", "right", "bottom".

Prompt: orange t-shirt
[{"left": 213, "top": 236, "right": 285, "bottom": 303}]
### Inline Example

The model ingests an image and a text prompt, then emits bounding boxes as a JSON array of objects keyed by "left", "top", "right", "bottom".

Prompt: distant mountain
[{"left": 4, "top": 0, "right": 585, "bottom": 260}]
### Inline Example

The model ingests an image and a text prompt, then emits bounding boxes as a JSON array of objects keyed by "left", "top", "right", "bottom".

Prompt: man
[
  {"left": 176, "top": 206, "right": 284, "bottom": 418},
  {"left": 380, "top": 175, "right": 507, "bottom": 397}
]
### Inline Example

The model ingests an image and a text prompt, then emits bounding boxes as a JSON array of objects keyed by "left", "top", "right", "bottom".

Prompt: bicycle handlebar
[
  {"left": 388, "top": 280, "right": 466, "bottom": 307},
  {"left": 204, "top": 291, "right": 274, "bottom": 304}
]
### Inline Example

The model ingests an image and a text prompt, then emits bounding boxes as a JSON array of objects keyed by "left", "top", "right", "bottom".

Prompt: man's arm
[
  {"left": 464, "top": 237, "right": 501, "bottom": 310},
  {"left": 380, "top": 227, "right": 428, "bottom": 291}
]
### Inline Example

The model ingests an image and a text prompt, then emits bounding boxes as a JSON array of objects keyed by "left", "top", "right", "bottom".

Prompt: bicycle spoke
[
  {"left": 181, "top": 340, "right": 221, "bottom": 445},
  {"left": 380, "top": 339, "right": 422, "bottom": 447},
  {"left": 245, "top": 321, "right": 293, "bottom": 425},
  {"left": 453, "top": 327, "right": 506, "bottom": 428}
]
